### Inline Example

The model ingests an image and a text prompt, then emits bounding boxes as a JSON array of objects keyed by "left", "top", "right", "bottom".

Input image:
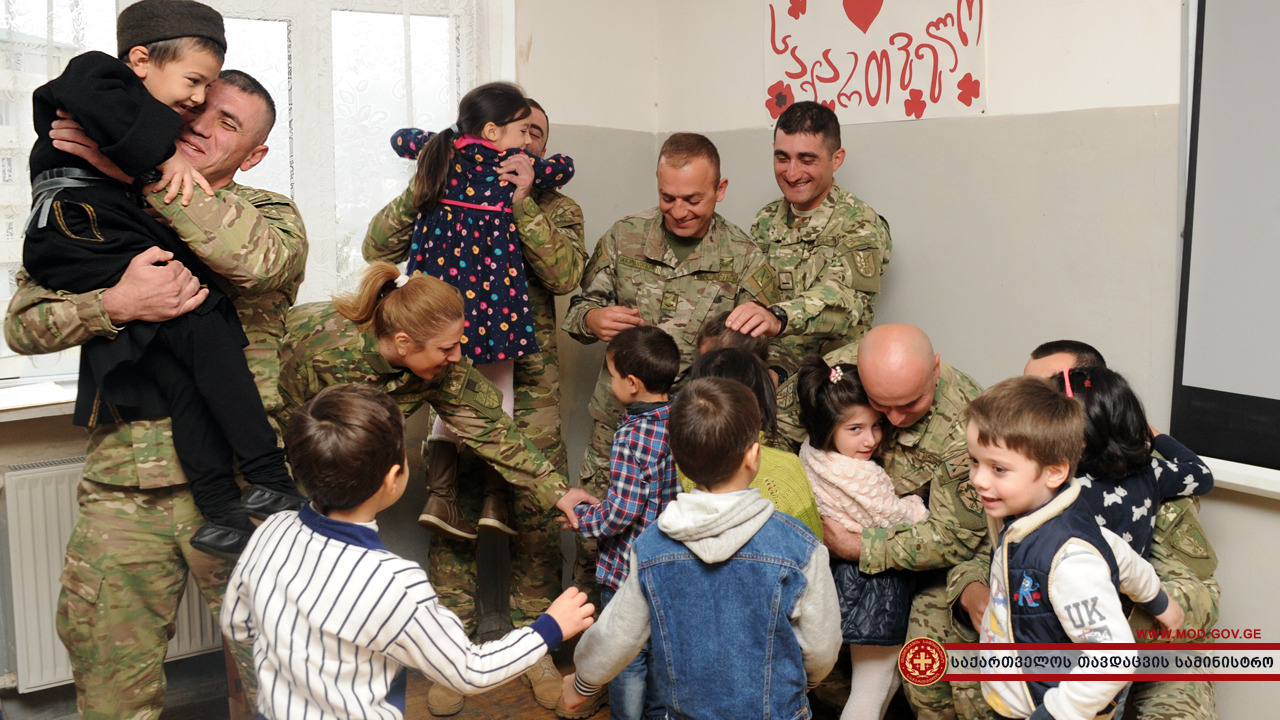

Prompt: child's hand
[
  {"left": 1155, "top": 600, "right": 1185, "bottom": 631},
  {"left": 555, "top": 488, "right": 600, "bottom": 530},
  {"left": 559, "top": 673, "right": 588, "bottom": 712},
  {"left": 151, "top": 151, "right": 214, "bottom": 206},
  {"left": 545, "top": 587, "right": 595, "bottom": 641}
]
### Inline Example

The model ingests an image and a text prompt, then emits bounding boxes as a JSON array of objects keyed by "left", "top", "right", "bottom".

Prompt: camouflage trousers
[
  {"left": 55, "top": 479, "right": 256, "bottom": 720},
  {"left": 1122, "top": 678, "right": 1217, "bottom": 720},
  {"left": 428, "top": 456, "right": 565, "bottom": 630},
  {"left": 904, "top": 579, "right": 994, "bottom": 720}
]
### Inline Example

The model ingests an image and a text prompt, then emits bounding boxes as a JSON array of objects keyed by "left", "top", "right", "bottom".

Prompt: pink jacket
[{"left": 799, "top": 440, "right": 929, "bottom": 533}]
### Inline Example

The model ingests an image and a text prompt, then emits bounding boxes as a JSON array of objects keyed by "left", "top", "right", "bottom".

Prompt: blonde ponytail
[{"left": 334, "top": 263, "right": 465, "bottom": 345}]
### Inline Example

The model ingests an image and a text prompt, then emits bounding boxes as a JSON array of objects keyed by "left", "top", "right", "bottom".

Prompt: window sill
[
  {"left": 0, "top": 374, "right": 77, "bottom": 424},
  {"left": 1203, "top": 456, "right": 1280, "bottom": 502}
]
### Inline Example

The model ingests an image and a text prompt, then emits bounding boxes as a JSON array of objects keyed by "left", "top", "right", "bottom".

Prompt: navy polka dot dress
[{"left": 393, "top": 128, "right": 574, "bottom": 364}]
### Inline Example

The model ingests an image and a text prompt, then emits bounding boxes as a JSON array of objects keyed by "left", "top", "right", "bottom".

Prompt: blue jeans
[{"left": 601, "top": 588, "right": 665, "bottom": 720}]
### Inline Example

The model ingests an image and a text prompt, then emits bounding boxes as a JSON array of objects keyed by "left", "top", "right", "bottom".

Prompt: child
[
  {"left": 222, "top": 383, "right": 595, "bottom": 720},
  {"left": 1055, "top": 367, "right": 1214, "bottom": 558},
  {"left": 966, "top": 376, "right": 1183, "bottom": 720},
  {"left": 394, "top": 81, "right": 573, "bottom": 540},
  {"left": 795, "top": 355, "right": 928, "bottom": 720},
  {"left": 22, "top": 0, "right": 301, "bottom": 557},
  {"left": 562, "top": 377, "right": 842, "bottom": 720},
  {"left": 681, "top": 348, "right": 824, "bottom": 539},
  {"left": 555, "top": 325, "right": 681, "bottom": 720},
  {"left": 696, "top": 309, "right": 786, "bottom": 387}
]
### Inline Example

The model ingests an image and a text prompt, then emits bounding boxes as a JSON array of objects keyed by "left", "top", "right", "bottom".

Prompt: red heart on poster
[{"left": 843, "top": 0, "right": 883, "bottom": 33}]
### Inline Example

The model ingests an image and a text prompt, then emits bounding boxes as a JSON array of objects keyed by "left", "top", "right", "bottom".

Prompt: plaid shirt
[{"left": 573, "top": 401, "right": 679, "bottom": 590}]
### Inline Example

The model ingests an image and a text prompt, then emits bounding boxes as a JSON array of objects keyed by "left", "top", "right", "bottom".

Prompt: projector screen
[{"left": 1172, "top": 0, "right": 1280, "bottom": 469}]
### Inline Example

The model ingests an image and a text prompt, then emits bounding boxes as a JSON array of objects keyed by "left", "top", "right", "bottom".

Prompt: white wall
[{"left": 520, "top": 0, "right": 1184, "bottom": 131}]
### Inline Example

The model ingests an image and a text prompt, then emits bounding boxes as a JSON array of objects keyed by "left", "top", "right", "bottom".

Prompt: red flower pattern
[
  {"left": 904, "top": 88, "right": 926, "bottom": 119},
  {"left": 957, "top": 72, "right": 981, "bottom": 107},
  {"left": 766, "top": 81, "right": 795, "bottom": 119},
  {"left": 787, "top": 0, "right": 807, "bottom": 21}
]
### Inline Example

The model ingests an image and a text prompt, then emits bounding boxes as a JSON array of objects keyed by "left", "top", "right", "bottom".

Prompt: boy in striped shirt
[
  {"left": 222, "top": 384, "right": 594, "bottom": 720},
  {"left": 555, "top": 325, "right": 681, "bottom": 720}
]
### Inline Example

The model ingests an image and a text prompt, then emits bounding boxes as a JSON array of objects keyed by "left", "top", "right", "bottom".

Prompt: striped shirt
[
  {"left": 573, "top": 400, "right": 679, "bottom": 590},
  {"left": 222, "top": 504, "right": 562, "bottom": 720}
]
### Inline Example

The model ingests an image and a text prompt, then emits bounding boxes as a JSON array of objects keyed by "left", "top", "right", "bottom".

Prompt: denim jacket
[{"left": 573, "top": 489, "right": 841, "bottom": 720}]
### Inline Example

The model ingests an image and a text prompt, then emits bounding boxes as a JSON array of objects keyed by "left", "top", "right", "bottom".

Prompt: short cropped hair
[
  {"left": 607, "top": 326, "right": 680, "bottom": 395},
  {"left": 285, "top": 384, "right": 407, "bottom": 513},
  {"left": 775, "top": 100, "right": 841, "bottom": 154},
  {"left": 965, "top": 376, "right": 1085, "bottom": 478},
  {"left": 659, "top": 132, "right": 721, "bottom": 183},
  {"left": 669, "top": 377, "right": 761, "bottom": 490},
  {"left": 218, "top": 69, "right": 277, "bottom": 140},
  {"left": 1031, "top": 340, "right": 1107, "bottom": 369},
  {"left": 119, "top": 35, "right": 225, "bottom": 67},
  {"left": 695, "top": 311, "right": 769, "bottom": 364}
]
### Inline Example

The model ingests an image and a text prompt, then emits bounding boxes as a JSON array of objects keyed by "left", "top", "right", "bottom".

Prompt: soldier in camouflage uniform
[
  {"left": 3, "top": 76, "right": 298, "bottom": 720},
  {"left": 777, "top": 325, "right": 994, "bottom": 720},
  {"left": 727, "top": 101, "right": 891, "bottom": 368},
  {"left": 562, "top": 133, "right": 779, "bottom": 502}
]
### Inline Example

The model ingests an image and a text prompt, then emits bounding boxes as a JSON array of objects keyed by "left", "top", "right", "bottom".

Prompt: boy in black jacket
[{"left": 22, "top": 0, "right": 302, "bottom": 557}]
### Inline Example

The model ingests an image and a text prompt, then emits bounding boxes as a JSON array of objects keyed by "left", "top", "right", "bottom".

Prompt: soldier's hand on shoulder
[{"left": 585, "top": 306, "right": 643, "bottom": 342}]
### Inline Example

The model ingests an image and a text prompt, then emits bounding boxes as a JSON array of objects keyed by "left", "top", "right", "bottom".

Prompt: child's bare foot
[{"left": 545, "top": 587, "right": 595, "bottom": 640}]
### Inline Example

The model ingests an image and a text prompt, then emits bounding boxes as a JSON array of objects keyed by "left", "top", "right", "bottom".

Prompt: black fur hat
[{"left": 117, "top": 0, "right": 226, "bottom": 58}]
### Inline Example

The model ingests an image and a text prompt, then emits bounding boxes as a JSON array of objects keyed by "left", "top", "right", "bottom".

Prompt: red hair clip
[{"left": 1062, "top": 367, "right": 1074, "bottom": 398}]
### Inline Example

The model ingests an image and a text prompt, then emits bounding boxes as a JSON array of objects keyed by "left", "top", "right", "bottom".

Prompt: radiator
[{"left": 4, "top": 457, "right": 223, "bottom": 693}]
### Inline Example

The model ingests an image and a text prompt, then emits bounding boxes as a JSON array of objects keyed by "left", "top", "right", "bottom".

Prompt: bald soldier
[
  {"left": 777, "top": 324, "right": 994, "bottom": 720},
  {"left": 1024, "top": 341, "right": 1221, "bottom": 720}
]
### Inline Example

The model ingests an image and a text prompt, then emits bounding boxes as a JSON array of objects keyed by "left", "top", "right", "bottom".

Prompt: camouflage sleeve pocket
[
  {"left": 459, "top": 365, "right": 504, "bottom": 422},
  {"left": 59, "top": 551, "right": 105, "bottom": 604},
  {"left": 843, "top": 246, "right": 881, "bottom": 294}
]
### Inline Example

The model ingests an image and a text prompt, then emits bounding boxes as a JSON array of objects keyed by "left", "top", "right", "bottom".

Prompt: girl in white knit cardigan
[{"left": 797, "top": 356, "right": 929, "bottom": 720}]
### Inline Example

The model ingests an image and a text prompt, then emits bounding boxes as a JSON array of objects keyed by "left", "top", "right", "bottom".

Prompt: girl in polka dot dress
[{"left": 394, "top": 82, "right": 573, "bottom": 536}]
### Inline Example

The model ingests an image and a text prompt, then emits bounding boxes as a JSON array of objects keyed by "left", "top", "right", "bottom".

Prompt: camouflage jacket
[
  {"left": 276, "top": 303, "right": 567, "bottom": 510},
  {"left": 561, "top": 209, "right": 779, "bottom": 428},
  {"left": 3, "top": 182, "right": 308, "bottom": 488},
  {"left": 751, "top": 184, "right": 891, "bottom": 358}
]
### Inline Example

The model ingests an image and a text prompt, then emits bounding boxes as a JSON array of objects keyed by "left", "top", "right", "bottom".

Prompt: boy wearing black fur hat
[{"left": 22, "top": 0, "right": 303, "bottom": 557}]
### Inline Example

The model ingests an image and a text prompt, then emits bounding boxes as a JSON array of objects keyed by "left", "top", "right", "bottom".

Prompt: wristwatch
[{"left": 766, "top": 304, "right": 789, "bottom": 333}]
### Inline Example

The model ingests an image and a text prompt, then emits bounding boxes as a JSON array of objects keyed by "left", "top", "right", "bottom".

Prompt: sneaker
[
  {"left": 556, "top": 687, "right": 608, "bottom": 719},
  {"left": 520, "top": 654, "right": 562, "bottom": 709},
  {"left": 427, "top": 683, "right": 464, "bottom": 716}
]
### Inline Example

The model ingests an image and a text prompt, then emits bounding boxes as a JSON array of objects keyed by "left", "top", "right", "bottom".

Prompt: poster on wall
[{"left": 765, "top": 0, "right": 986, "bottom": 124}]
